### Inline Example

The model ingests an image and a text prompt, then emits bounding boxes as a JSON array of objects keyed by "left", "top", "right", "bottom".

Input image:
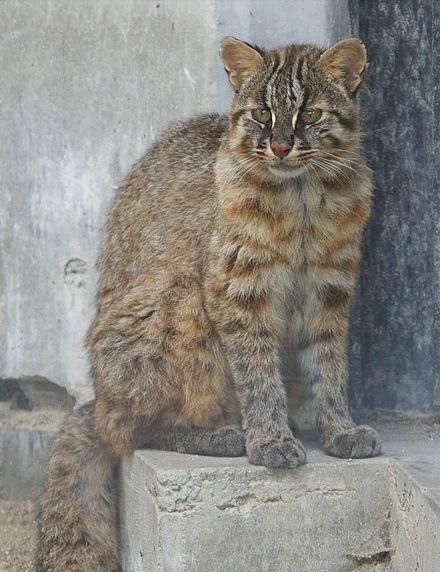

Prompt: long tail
[{"left": 36, "top": 401, "right": 119, "bottom": 572}]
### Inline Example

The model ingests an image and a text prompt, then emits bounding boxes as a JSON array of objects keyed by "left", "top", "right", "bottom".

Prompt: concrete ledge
[
  {"left": 119, "top": 423, "right": 440, "bottom": 572},
  {"left": 1, "top": 412, "right": 438, "bottom": 570},
  {"left": 0, "top": 408, "right": 61, "bottom": 501},
  {"left": 0, "top": 427, "right": 56, "bottom": 501}
]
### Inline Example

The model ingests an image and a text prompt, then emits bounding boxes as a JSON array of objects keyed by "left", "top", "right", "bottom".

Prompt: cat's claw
[
  {"left": 247, "top": 434, "right": 306, "bottom": 468},
  {"left": 323, "top": 425, "right": 382, "bottom": 459}
]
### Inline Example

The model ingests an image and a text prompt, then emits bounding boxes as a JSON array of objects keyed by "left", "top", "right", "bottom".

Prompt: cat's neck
[{"left": 213, "top": 143, "right": 370, "bottom": 245}]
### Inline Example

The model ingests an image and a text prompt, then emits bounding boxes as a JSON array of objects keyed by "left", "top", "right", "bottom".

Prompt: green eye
[
  {"left": 301, "top": 109, "right": 322, "bottom": 124},
  {"left": 252, "top": 108, "right": 271, "bottom": 123}
]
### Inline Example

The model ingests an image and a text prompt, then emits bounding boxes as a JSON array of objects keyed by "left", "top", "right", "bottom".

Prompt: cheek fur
[
  {"left": 298, "top": 118, "right": 353, "bottom": 150},
  {"left": 256, "top": 121, "right": 272, "bottom": 150},
  {"left": 234, "top": 118, "right": 269, "bottom": 157},
  {"left": 230, "top": 120, "right": 261, "bottom": 159}
]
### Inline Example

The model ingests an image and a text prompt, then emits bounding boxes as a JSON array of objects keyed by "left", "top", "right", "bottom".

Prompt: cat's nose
[{"left": 270, "top": 139, "right": 292, "bottom": 159}]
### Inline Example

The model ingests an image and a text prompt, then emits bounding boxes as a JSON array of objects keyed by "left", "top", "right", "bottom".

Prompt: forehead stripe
[
  {"left": 266, "top": 48, "right": 288, "bottom": 103},
  {"left": 295, "top": 56, "right": 305, "bottom": 83}
]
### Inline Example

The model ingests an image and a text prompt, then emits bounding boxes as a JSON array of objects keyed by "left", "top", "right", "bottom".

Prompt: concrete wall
[{"left": 0, "top": 0, "right": 350, "bottom": 405}]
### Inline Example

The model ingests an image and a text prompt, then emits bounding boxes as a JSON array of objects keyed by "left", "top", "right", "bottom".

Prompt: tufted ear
[
  {"left": 319, "top": 38, "right": 367, "bottom": 94},
  {"left": 220, "top": 36, "right": 264, "bottom": 92}
]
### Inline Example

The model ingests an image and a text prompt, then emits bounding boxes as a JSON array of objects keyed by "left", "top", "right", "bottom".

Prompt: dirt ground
[{"left": 0, "top": 500, "right": 37, "bottom": 572}]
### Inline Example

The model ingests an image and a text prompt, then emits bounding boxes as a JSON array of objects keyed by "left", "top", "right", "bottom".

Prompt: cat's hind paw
[{"left": 209, "top": 426, "right": 247, "bottom": 457}]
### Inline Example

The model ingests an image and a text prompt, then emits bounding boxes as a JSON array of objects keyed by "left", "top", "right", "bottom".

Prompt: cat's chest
[{"left": 278, "top": 193, "right": 336, "bottom": 269}]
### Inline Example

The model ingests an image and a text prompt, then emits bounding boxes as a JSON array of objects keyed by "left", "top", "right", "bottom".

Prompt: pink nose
[{"left": 270, "top": 140, "right": 292, "bottom": 158}]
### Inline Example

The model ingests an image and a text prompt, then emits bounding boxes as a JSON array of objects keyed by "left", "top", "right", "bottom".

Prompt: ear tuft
[
  {"left": 319, "top": 38, "right": 367, "bottom": 94},
  {"left": 220, "top": 36, "right": 264, "bottom": 91}
]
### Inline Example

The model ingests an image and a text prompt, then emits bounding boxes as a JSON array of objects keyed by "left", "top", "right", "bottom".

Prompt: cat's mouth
[
  {"left": 268, "top": 162, "right": 309, "bottom": 179},
  {"left": 262, "top": 148, "right": 316, "bottom": 179}
]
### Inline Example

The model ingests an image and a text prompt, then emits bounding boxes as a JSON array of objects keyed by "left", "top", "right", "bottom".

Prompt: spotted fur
[{"left": 37, "top": 37, "right": 381, "bottom": 572}]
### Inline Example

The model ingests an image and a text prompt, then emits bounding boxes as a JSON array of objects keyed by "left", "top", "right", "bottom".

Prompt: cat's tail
[{"left": 36, "top": 401, "right": 120, "bottom": 572}]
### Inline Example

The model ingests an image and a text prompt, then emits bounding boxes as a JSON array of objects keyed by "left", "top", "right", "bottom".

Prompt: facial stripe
[
  {"left": 263, "top": 55, "right": 281, "bottom": 104},
  {"left": 266, "top": 48, "right": 288, "bottom": 108},
  {"left": 291, "top": 110, "right": 299, "bottom": 130},
  {"left": 295, "top": 56, "right": 305, "bottom": 83},
  {"left": 333, "top": 111, "right": 356, "bottom": 131},
  {"left": 291, "top": 79, "right": 303, "bottom": 103},
  {"left": 257, "top": 121, "right": 272, "bottom": 149}
]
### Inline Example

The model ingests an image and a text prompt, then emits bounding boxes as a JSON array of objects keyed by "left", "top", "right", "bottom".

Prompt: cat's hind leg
[
  {"left": 90, "top": 276, "right": 238, "bottom": 457},
  {"left": 154, "top": 424, "right": 246, "bottom": 456}
]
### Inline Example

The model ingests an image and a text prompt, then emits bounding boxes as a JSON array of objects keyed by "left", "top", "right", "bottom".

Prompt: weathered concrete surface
[
  {"left": 119, "top": 421, "right": 440, "bottom": 572},
  {"left": 0, "top": 0, "right": 350, "bottom": 405},
  {"left": 119, "top": 453, "right": 392, "bottom": 572},
  {"left": 0, "top": 406, "right": 63, "bottom": 501},
  {"left": 391, "top": 464, "right": 440, "bottom": 572},
  {"left": 0, "top": 428, "right": 56, "bottom": 502}
]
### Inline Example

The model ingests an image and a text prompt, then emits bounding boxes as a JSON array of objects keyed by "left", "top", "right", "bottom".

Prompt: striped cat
[{"left": 37, "top": 36, "right": 381, "bottom": 572}]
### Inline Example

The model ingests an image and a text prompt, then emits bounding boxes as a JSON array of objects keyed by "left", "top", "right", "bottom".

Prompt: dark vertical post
[{"left": 349, "top": 0, "right": 438, "bottom": 412}]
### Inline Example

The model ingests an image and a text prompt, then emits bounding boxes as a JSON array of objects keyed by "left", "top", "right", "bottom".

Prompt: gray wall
[
  {"left": 349, "top": 0, "right": 439, "bottom": 413},
  {"left": 0, "top": 0, "right": 350, "bottom": 405}
]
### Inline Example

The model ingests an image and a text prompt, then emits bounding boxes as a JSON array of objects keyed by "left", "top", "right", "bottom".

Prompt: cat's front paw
[
  {"left": 247, "top": 433, "right": 306, "bottom": 468},
  {"left": 322, "top": 425, "right": 382, "bottom": 459}
]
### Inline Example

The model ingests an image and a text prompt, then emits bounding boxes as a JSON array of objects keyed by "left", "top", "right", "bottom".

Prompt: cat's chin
[{"left": 268, "top": 163, "right": 309, "bottom": 180}]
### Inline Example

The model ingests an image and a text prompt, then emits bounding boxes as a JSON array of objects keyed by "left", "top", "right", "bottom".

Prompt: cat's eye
[
  {"left": 252, "top": 108, "right": 271, "bottom": 123},
  {"left": 301, "top": 109, "right": 322, "bottom": 124}
]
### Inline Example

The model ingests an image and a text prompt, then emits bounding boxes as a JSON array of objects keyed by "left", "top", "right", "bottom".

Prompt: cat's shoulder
[
  {"left": 157, "top": 113, "right": 228, "bottom": 157},
  {"left": 127, "top": 113, "right": 228, "bottom": 185}
]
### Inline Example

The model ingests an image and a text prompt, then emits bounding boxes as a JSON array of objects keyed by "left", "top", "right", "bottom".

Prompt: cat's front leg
[
  {"left": 219, "top": 313, "right": 306, "bottom": 468},
  {"left": 299, "top": 286, "right": 381, "bottom": 459},
  {"left": 208, "top": 244, "right": 306, "bottom": 469}
]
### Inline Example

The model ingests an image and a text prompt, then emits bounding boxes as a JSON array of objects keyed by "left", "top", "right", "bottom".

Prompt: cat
[{"left": 37, "top": 36, "right": 381, "bottom": 572}]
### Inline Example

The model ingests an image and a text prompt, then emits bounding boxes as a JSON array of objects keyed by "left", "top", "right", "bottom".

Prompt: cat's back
[{"left": 99, "top": 113, "right": 228, "bottom": 301}]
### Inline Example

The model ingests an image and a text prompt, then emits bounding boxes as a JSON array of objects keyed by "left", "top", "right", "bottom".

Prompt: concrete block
[
  {"left": 390, "top": 464, "right": 440, "bottom": 572},
  {"left": 119, "top": 450, "right": 393, "bottom": 572},
  {"left": 13, "top": 376, "right": 76, "bottom": 411},
  {"left": 119, "top": 423, "right": 440, "bottom": 572}
]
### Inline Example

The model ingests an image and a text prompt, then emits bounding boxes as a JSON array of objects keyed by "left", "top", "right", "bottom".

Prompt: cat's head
[{"left": 220, "top": 37, "right": 366, "bottom": 182}]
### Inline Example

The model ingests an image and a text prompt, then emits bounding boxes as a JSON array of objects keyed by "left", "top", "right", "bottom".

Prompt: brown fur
[{"left": 37, "top": 37, "right": 381, "bottom": 571}]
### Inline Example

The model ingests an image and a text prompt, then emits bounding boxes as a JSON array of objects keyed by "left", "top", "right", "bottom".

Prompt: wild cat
[{"left": 37, "top": 36, "right": 381, "bottom": 571}]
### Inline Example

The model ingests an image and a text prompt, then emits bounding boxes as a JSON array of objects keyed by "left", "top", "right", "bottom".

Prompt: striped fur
[{"left": 37, "top": 37, "right": 381, "bottom": 572}]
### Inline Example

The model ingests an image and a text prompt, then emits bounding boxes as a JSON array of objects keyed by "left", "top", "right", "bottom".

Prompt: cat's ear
[
  {"left": 319, "top": 38, "right": 367, "bottom": 94},
  {"left": 220, "top": 36, "right": 264, "bottom": 92}
]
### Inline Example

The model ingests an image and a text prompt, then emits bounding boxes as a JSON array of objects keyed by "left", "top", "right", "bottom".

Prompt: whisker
[{"left": 310, "top": 159, "right": 353, "bottom": 184}]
